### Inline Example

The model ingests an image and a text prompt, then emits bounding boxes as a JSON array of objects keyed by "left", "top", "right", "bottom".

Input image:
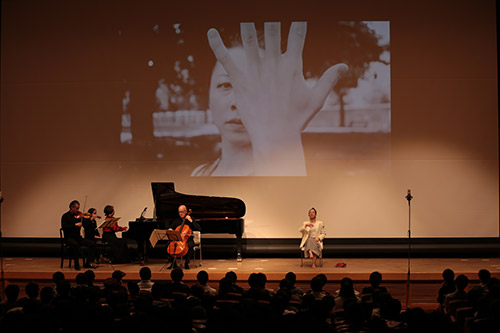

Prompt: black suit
[{"left": 61, "top": 211, "right": 96, "bottom": 268}]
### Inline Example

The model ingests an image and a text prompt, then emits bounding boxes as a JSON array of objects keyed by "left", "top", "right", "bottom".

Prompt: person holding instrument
[
  {"left": 82, "top": 208, "right": 102, "bottom": 241},
  {"left": 167, "top": 205, "right": 201, "bottom": 270},
  {"left": 82, "top": 208, "right": 102, "bottom": 266},
  {"left": 60, "top": 200, "right": 97, "bottom": 270},
  {"left": 102, "top": 205, "right": 129, "bottom": 264}
]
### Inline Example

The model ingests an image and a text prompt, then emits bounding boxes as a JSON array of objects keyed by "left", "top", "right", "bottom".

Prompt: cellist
[{"left": 167, "top": 204, "right": 201, "bottom": 270}]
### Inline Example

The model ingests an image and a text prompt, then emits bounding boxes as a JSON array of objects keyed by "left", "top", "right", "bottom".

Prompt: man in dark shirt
[
  {"left": 61, "top": 200, "right": 97, "bottom": 270},
  {"left": 167, "top": 204, "right": 201, "bottom": 270}
]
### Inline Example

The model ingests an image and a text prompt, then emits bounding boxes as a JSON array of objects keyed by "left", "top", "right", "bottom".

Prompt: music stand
[
  {"left": 149, "top": 229, "right": 183, "bottom": 271},
  {"left": 98, "top": 217, "right": 120, "bottom": 229}
]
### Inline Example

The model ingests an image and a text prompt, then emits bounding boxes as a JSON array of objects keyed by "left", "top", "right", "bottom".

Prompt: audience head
[
  {"left": 75, "top": 272, "right": 87, "bottom": 285},
  {"left": 171, "top": 267, "right": 184, "bottom": 283},
  {"left": 455, "top": 274, "right": 469, "bottom": 291},
  {"left": 310, "top": 276, "right": 324, "bottom": 292},
  {"left": 369, "top": 271, "right": 383, "bottom": 288},
  {"left": 339, "top": 277, "right": 355, "bottom": 298},
  {"left": 248, "top": 273, "right": 259, "bottom": 288},
  {"left": 442, "top": 268, "right": 455, "bottom": 283},
  {"left": 40, "top": 286, "right": 54, "bottom": 304},
  {"left": 84, "top": 269, "right": 95, "bottom": 285},
  {"left": 279, "top": 278, "right": 293, "bottom": 291},
  {"left": 139, "top": 266, "right": 152, "bottom": 281},
  {"left": 316, "top": 273, "right": 327, "bottom": 287},
  {"left": 257, "top": 273, "right": 267, "bottom": 288},
  {"left": 103, "top": 277, "right": 119, "bottom": 291},
  {"left": 225, "top": 271, "right": 237, "bottom": 284},
  {"left": 112, "top": 270, "right": 126, "bottom": 283},
  {"left": 285, "top": 272, "right": 297, "bottom": 286},
  {"left": 301, "top": 293, "right": 316, "bottom": 309},
  {"left": 197, "top": 270, "right": 209, "bottom": 285},
  {"left": 218, "top": 277, "right": 232, "bottom": 295},
  {"left": 25, "top": 282, "right": 39, "bottom": 299},
  {"left": 56, "top": 280, "right": 71, "bottom": 297},
  {"left": 478, "top": 269, "right": 491, "bottom": 284},
  {"left": 5, "top": 284, "right": 20, "bottom": 302},
  {"left": 52, "top": 271, "right": 65, "bottom": 284}
]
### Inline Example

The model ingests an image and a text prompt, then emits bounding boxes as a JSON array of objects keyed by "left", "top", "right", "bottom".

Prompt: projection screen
[{"left": 0, "top": 0, "right": 498, "bottom": 239}]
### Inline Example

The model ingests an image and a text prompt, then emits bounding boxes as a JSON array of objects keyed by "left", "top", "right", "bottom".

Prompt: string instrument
[
  {"left": 166, "top": 210, "right": 193, "bottom": 258},
  {"left": 73, "top": 195, "right": 88, "bottom": 221}
]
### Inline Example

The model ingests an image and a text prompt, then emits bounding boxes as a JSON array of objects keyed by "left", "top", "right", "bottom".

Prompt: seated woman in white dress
[{"left": 299, "top": 208, "right": 326, "bottom": 268}]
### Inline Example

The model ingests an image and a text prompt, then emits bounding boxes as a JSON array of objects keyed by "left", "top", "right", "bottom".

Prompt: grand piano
[{"left": 123, "top": 182, "right": 246, "bottom": 260}]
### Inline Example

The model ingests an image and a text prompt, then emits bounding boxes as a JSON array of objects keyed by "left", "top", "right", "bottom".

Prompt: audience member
[
  {"left": 137, "top": 266, "right": 154, "bottom": 294},
  {"left": 443, "top": 274, "right": 469, "bottom": 314},
  {"left": 225, "top": 271, "right": 244, "bottom": 294},
  {"left": 333, "top": 277, "right": 360, "bottom": 310},
  {"left": 194, "top": 270, "right": 217, "bottom": 296},
  {"left": 437, "top": 268, "right": 456, "bottom": 307},
  {"left": 1, "top": 265, "right": 498, "bottom": 333}
]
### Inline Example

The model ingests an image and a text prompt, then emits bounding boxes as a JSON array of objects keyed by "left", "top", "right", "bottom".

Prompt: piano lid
[{"left": 152, "top": 182, "right": 246, "bottom": 219}]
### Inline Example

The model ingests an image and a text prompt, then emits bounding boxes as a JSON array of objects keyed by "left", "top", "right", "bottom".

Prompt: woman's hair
[
  {"left": 87, "top": 208, "right": 96, "bottom": 215},
  {"left": 104, "top": 205, "right": 114, "bottom": 216},
  {"left": 310, "top": 207, "right": 317, "bottom": 215}
]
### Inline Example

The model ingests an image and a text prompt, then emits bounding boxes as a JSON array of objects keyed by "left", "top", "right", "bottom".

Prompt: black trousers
[
  {"left": 102, "top": 232, "right": 129, "bottom": 264},
  {"left": 65, "top": 237, "right": 97, "bottom": 267}
]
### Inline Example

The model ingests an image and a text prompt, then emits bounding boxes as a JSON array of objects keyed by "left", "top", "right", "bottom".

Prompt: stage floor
[
  {"left": 3, "top": 257, "right": 500, "bottom": 280},
  {"left": 2, "top": 257, "right": 500, "bottom": 308}
]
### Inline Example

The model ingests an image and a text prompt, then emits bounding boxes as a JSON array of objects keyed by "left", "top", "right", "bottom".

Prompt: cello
[{"left": 167, "top": 209, "right": 193, "bottom": 258}]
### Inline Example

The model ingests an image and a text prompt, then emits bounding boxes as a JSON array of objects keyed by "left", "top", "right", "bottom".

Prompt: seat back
[{"left": 193, "top": 230, "right": 201, "bottom": 245}]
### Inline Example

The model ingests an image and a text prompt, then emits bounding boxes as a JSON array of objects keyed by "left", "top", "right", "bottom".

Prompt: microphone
[{"left": 405, "top": 189, "right": 413, "bottom": 202}]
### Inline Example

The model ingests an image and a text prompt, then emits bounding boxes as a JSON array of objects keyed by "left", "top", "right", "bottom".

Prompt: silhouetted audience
[
  {"left": 2, "top": 267, "right": 499, "bottom": 333},
  {"left": 437, "top": 268, "right": 456, "bottom": 307}
]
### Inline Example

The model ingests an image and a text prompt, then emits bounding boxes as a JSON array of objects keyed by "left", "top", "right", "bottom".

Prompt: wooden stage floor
[{"left": 2, "top": 257, "right": 500, "bottom": 308}]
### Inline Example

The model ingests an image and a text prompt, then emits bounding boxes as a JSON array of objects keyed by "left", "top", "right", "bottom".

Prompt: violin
[{"left": 166, "top": 210, "right": 193, "bottom": 258}]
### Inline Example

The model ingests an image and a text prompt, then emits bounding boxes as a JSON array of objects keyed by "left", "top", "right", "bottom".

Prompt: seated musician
[
  {"left": 60, "top": 200, "right": 97, "bottom": 270},
  {"left": 82, "top": 208, "right": 102, "bottom": 241},
  {"left": 102, "top": 205, "right": 130, "bottom": 264},
  {"left": 167, "top": 204, "right": 201, "bottom": 270}
]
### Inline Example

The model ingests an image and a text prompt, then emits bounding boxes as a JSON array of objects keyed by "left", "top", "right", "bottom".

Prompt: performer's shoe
[
  {"left": 83, "top": 263, "right": 97, "bottom": 269},
  {"left": 184, "top": 263, "right": 190, "bottom": 270},
  {"left": 74, "top": 265, "right": 81, "bottom": 271},
  {"left": 167, "top": 263, "right": 178, "bottom": 270}
]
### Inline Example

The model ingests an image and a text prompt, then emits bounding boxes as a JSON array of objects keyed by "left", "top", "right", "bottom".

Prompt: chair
[
  {"left": 59, "top": 228, "right": 73, "bottom": 268},
  {"left": 300, "top": 247, "right": 323, "bottom": 267},
  {"left": 447, "top": 299, "right": 471, "bottom": 318},
  {"left": 192, "top": 230, "right": 202, "bottom": 267},
  {"left": 95, "top": 229, "right": 114, "bottom": 268}
]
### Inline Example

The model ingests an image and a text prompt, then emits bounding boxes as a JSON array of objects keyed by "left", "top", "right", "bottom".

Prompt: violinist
[
  {"left": 82, "top": 208, "right": 102, "bottom": 241},
  {"left": 60, "top": 200, "right": 97, "bottom": 270},
  {"left": 167, "top": 204, "right": 201, "bottom": 270},
  {"left": 102, "top": 205, "right": 129, "bottom": 264}
]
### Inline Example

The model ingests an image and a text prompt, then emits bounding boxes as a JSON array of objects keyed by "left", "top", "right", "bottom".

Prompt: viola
[{"left": 167, "top": 212, "right": 193, "bottom": 258}]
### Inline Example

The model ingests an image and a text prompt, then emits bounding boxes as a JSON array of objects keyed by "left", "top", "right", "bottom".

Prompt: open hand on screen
[{"left": 205, "top": 22, "right": 347, "bottom": 176}]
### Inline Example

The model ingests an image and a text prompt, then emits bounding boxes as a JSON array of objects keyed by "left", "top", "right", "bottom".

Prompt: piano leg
[{"left": 236, "top": 233, "right": 243, "bottom": 262}]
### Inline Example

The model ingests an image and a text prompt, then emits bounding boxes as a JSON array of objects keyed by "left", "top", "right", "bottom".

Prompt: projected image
[{"left": 121, "top": 21, "right": 390, "bottom": 176}]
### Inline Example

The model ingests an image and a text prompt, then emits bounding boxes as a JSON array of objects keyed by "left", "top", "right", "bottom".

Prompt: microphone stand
[
  {"left": 0, "top": 194, "right": 5, "bottom": 300},
  {"left": 405, "top": 189, "right": 413, "bottom": 310}
]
